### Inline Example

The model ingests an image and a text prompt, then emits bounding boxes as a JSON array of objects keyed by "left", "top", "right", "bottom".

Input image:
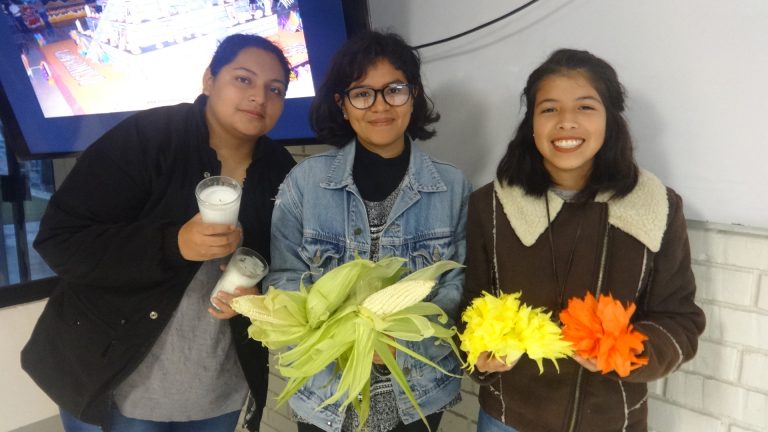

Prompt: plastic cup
[
  {"left": 210, "top": 247, "right": 268, "bottom": 308},
  {"left": 195, "top": 176, "right": 242, "bottom": 226}
]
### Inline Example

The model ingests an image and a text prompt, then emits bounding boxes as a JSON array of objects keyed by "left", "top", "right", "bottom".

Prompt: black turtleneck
[{"left": 352, "top": 139, "right": 410, "bottom": 202}]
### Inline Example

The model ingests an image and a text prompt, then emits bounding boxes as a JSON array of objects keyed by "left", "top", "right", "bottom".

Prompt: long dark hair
[
  {"left": 310, "top": 31, "right": 440, "bottom": 147},
  {"left": 209, "top": 34, "right": 291, "bottom": 84},
  {"left": 496, "top": 49, "right": 638, "bottom": 201}
]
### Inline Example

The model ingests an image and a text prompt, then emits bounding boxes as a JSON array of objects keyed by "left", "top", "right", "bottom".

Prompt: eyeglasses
[{"left": 342, "top": 83, "right": 415, "bottom": 110}]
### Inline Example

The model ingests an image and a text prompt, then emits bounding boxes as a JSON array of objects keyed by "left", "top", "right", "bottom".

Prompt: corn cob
[
  {"left": 231, "top": 295, "right": 268, "bottom": 319},
  {"left": 231, "top": 294, "right": 296, "bottom": 325},
  {"left": 361, "top": 279, "right": 435, "bottom": 316}
]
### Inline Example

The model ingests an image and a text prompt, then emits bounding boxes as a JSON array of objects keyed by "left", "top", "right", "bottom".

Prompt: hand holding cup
[{"left": 209, "top": 247, "right": 268, "bottom": 313}]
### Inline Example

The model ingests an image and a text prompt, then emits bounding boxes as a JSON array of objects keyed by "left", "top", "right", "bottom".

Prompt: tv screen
[{"left": 0, "top": 0, "right": 362, "bottom": 159}]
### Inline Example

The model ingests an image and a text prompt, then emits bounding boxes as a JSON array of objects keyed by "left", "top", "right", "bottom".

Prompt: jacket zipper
[
  {"left": 567, "top": 368, "right": 585, "bottom": 432},
  {"left": 568, "top": 219, "right": 611, "bottom": 432},
  {"left": 594, "top": 225, "right": 611, "bottom": 298}
]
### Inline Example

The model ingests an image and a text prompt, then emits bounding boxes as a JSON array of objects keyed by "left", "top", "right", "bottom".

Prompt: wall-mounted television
[{"left": 0, "top": 0, "right": 368, "bottom": 159}]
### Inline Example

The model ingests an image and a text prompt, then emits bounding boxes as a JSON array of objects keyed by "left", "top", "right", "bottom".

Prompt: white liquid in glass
[
  {"left": 210, "top": 254, "right": 267, "bottom": 306},
  {"left": 198, "top": 185, "right": 240, "bottom": 225}
]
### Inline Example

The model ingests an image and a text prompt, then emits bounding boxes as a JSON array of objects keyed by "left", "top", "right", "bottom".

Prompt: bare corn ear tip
[{"left": 362, "top": 279, "right": 435, "bottom": 316}]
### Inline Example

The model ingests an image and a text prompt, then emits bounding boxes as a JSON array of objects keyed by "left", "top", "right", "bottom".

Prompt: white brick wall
[
  {"left": 648, "top": 222, "right": 768, "bottom": 432},
  {"left": 757, "top": 275, "right": 768, "bottom": 312},
  {"left": 258, "top": 219, "right": 768, "bottom": 432}
]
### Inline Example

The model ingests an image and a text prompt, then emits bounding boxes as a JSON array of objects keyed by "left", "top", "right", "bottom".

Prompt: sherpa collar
[{"left": 493, "top": 169, "right": 668, "bottom": 252}]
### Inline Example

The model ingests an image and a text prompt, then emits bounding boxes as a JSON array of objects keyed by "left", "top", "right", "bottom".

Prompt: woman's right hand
[
  {"left": 475, "top": 351, "right": 517, "bottom": 373},
  {"left": 178, "top": 213, "right": 242, "bottom": 261}
]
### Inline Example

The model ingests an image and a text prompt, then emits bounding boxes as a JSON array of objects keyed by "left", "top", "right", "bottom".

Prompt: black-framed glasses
[{"left": 343, "top": 83, "right": 415, "bottom": 110}]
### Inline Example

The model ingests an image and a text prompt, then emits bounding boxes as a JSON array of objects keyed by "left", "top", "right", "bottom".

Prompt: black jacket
[{"left": 21, "top": 95, "right": 295, "bottom": 430}]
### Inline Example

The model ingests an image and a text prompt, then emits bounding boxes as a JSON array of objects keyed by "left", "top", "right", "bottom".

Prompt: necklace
[{"left": 545, "top": 193, "right": 584, "bottom": 312}]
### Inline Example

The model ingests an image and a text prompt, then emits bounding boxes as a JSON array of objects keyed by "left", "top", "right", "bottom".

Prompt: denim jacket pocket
[
  {"left": 408, "top": 232, "right": 456, "bottom": 302},
  {"left": 400, "top": 337, "right": 461, "bottom": 399},
  {"left": 299, "top": 234, "right": 345, "bottom": 283},
  {"left": 408, "top": 231, "right": 456, "bottom": 269}
]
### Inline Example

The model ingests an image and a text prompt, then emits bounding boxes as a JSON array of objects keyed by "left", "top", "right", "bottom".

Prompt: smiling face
[
  {"left": 340, "top": 59, "right": 413, "bottom": 158},
  {"left": 203, "top": 47, "right": 287, "bottom": 147},
  {"left": 532, "top": 72, "right": 607, "bottom": 191}
]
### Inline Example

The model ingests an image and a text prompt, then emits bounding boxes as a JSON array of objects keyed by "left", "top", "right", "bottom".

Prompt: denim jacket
[{"left": 266, "top": 140, "right": 472, "bottom": 431}]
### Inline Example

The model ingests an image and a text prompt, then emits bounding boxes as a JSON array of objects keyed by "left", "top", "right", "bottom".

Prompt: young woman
[
  {"left": 265, "top": 31, "right": 472, "bottom": 432},
  {"left": 22, "top": 34, "right": 296, "bottom": 432},
  {"left": 463, "top": 49, "right": 705, "bottom": 432}
]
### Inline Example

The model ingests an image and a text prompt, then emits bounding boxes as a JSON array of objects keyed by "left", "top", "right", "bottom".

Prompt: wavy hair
[{"left": 310, "top": 31, "right": 440, "bottom": 147}]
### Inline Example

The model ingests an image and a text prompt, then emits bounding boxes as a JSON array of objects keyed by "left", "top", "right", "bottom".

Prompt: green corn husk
[
  {"left": 231, "top": 286, "right": 310, "bottom": 350},
  {"left": 238, "top": 257, "right": 465, "bottom": 432},
  {"left": 304, "top": 258, "right": 376, "bottom": 328},
  {"left": 342, "top": 256, "right": 407, "bottom": 307},
  {"left": 399, "top": 259, "right": 464, "bottom": 284}
]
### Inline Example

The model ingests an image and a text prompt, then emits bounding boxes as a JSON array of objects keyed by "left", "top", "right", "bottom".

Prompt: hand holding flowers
[
  {"left": 459, "top": 291, "right": 573, "bottom": 374},
  {"left": 474, "top": 351, "right": 517, "bottom": 373},
  {"left": 459, "top": 290, "right": 648, "bottom": 378},
  {"left": 559, "top": 292, "right": 648, "bottom": 377}
]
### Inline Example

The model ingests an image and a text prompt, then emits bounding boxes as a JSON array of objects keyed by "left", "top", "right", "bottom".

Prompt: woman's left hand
[
  {"left": 571, "top": 353, "right": 599, "bottom": 372},
  {"left": 208, "top": 286, "right": 260, "bottom": 320}
]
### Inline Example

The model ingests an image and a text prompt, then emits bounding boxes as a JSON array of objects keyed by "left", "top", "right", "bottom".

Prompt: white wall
[
  {"left": 368, "top": 0, "right": 768, "bottom": 229},
  {"left": 0, "top": 300, "right": 59, "bottom": 431}
]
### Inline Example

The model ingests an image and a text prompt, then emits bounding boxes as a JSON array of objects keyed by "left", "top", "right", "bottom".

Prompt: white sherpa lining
[{"left": 493, "top": 169, "right": 668, "bottom": 252}]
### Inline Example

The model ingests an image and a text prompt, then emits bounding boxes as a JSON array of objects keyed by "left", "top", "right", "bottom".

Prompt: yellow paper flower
[{"left": 459, "top": 291, "right": 573, "bottom": 373}]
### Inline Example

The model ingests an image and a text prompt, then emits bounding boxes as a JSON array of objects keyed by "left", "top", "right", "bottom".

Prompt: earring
[{"left": 342, "top": 110, "right": 348, "bottom": 120}]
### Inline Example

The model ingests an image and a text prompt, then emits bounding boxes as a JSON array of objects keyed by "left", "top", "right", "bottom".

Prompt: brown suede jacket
[{"left": 461, "top": 170, "right": 705, "bottom": 432}]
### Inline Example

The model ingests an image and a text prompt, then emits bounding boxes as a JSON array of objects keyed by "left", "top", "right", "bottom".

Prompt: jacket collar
[
  {"left": 493, "top": 169, "right": 668, "bottom": 252},
  {"left": 320, "top": 138, "right": 448, "bottom": 193}
]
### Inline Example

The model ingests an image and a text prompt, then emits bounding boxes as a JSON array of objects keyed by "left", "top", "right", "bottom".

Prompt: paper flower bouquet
[
  {"left": 559, "top": 292, "right": 648, "bottom": 377},
  {"left": 230, "top": 257, "right": 463, "bottom": 429},
  {"left": 458, "top": 291, "right": 573, "bottom": 374}
]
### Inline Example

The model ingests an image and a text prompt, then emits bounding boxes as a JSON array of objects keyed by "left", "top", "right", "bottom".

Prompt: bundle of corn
[
  {"left": 231, "top": 257, "right": 463, "bottom": 430},
  {"left": 459, "top": 291, "right": 573, "bottom": 374},
  {"left": 232, "top": 287, "right": 310, "bottom": 350}
]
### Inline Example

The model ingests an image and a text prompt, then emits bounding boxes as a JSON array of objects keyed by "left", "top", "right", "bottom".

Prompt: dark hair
[
  {"left": 310, "top": 31, "right": 440, "bottom": 147},
  {"left": 209, "top": 34, "right": 291, "bottom": 84},
  {"left": 496, "top": 49, "right": 638, "bottom": 201}
]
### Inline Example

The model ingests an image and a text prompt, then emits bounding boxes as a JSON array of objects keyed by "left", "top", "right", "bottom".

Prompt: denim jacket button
[
  {"left": 149, "top": 311, "right": 159, "bottom": 320},
  {"left": 354, "top": 227, "right": 362, "bottom": 236}
]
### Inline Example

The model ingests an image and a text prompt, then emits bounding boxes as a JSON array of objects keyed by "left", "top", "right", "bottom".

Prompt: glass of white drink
[
  {"left": 210, "top": 247, "right": 268, "bottom": 308},
  {"left": 195, "top": 176, "right": 242, "bottom": 226}
]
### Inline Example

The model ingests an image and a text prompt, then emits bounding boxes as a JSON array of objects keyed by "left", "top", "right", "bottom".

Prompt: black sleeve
[{"left": 33, "top": 113, "right": 190, "bottom": 287}]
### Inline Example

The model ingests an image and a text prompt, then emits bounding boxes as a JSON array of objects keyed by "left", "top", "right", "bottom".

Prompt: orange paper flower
[{"left": 559, "top": 292, "right": 648, "bottom": 377}]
